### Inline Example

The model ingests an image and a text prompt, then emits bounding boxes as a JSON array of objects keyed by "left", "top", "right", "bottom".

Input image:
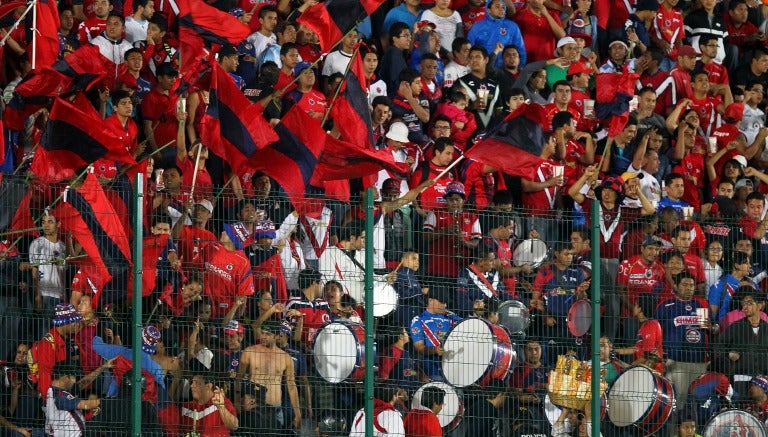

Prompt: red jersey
[
  {"left": 423, "top": 210, "right": 481, "bottom": 277},
  {"left": 636, "top": 318, "right": 664, "bottom": 372},
  {"left": 141, "top": 88, "right": 178, "bottom": 151},
  {"left": 672, "top": 150, "right": 705, "bottom": 209},
  {"left": 725, "top": 14, "right": 760, "bottom": 49},
  {"left": 177, "top": 156, "right": 213, "bottom": 202},
  {"left": 461, "top": 6, "right": 486, "bottom": 32},
  {"left": 669, "top": 67, "right": 693, "bottom": 105},
  {"left": 180, "top": 397, "right": 237, "bottom": 437},
  {"left": 285, "top": 293, "right": 332, "bottom": 346},
  {"left": 403, "top": 407, "right": 442, "bottom": 437},
  {"left": 544, "top": 103, "right": 582, "bottom": 132},
  {"left": 617, "top": 255, "right": 665, "bottom": 315},
  {"left": 637, "top": 70, "right": 673, "bottom": 115},
  {"left": 30, "top": 328, "right": 67, "bottom": 399},
  {"left": 178, "top": 226, "right": 218, "bottom": 272},
  {"left": 459, "top": 159, "right": 494, "bottom": 210},
  {"left": 295, "top": 89, "right": 328, "bottom": 118},
  {"left": 689, "top": 94, "right": 722, "bottom": 136},
  {"left": 652, "top": 4, "right": 683, "bottom": 59},
  {"left": 581, "top": 202, "right": 641, "bottom": 259},
  {"left": 410, "top": 161, "right": 455, "bottom": 211},
  {"left": 77, "top": 17, "right": 105, "bottom": 44},
  {"left": 522, "top": 159, "right": 561, "bottom": 216},
  {"left": 203, "top": 242, "right": 255, "bottom": 318},
  {"left": 563, "top": 138, "right": 587, "bottom": 189},
  {"left": 485, "top": 237, "right": 518, "bottom": 296},
  {"left": 514, "top": 6, "right": 562, "bottom": 62},
  {"left": 682, "top": 252, "right": 707, "bottom": 285},
  {"left": 699, "top": 60, "right": 730, "bottom": 86},
  {"left": 274, "top": 70, "right": 297, "bottom": 94}
]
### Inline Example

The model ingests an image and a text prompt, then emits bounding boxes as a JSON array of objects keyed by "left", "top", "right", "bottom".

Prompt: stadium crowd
[{"left": 5, "top": 0, "right": 768, "bottom": 435}]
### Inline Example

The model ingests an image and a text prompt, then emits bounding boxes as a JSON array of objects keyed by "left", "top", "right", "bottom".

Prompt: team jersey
[
  {"left": 423, "top": 210, "right": 481, "bottom": 277},
  {"left": 203, "top": 242, "right": 255, "bottom": 318},
  {"left": 180, "top": 397, "right": 237, "bottom": 437},
  {"left": 635, "top": 318, "right": 664, "bottom": 372},
  {"left": 522, "top": 159, "right": 561, "bottom": 216},
  {"left": 46, "top": 386, "right": 85, "bottom": 436},
  {"left": 178, "top": 226, "right": 218, "bottom": 272},
  {"left": 285, "top": 292, "right": 331, "bottom": 346},
  {"left": 410, "top": 310, "right": 461, "bottom": 379},
  {"left": 580, "top": 201, "right": 641, "bottom": 260},
  {"left": 672, "top": 150, "right": 705, "bottom": 210},
  {"left": 708, "top": 273, "right": 753, "bottom": 322},
  {"left": 533, "top": 265, "right": 588, "bottom": 317},
  {"left": 617, "top": 255, "right": 665, "bottom": 315},
  {"left": 655, "top": 296, "right": 710, "bottom": 363},
  {"left": 652, "top": 3, "right": 684, "bottom": 59}
]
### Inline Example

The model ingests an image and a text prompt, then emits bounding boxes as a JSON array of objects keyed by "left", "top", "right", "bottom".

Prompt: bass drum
[
  {"left": 608, "top": 366, "right": 675, "bottom": 435},
  {"left": 372, "top": 282, "right": 398, "bottom": 317},
  {"left": 498, "top": 300, "right": 530, "bottom": 335},
  {"left": 442, "top": 318, "right": 515, "bottom": 387},
  {"left": 313, "top": 321, "right": 370, "bottom": 383},
  {"left": 412, "top": 382, "right": 464, "bottom": 433},
  {"left": 703, "top": 409, "right": 768, "bottom": 437},
  {"left": 513, "top": 239, "right": 548, "bottom": 268}
]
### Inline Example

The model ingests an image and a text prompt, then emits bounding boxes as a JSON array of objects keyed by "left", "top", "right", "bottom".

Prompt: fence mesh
[{"left": 1, "top": 166, "right": 768, "bottom": 437}]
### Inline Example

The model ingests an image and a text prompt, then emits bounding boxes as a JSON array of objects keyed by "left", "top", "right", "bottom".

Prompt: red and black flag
[
  {"left": 176, "top": 0, "right": 251, "bottom": 88},
  {"left": 297, "top": 0, "right": 386, "bottom": 53},
  {"left": 330, "top": 46, "right": 375, "bottom": 149},
  {"left": 249, "top": 106, "right": 324, "bottom": 206},
  {"left": 41, "top": 96, "right": 136, "bottom": 168},
  {"left": 0, "top": 1, "right": 25, "bottom": 28},
  {"left": 5, "top": 45, "right": 107, "bottom": 130},
  {"left": 201, "top": 62, "right": 279, "bottom": 172},
  {"left": 312, "top": 134, "right": 411, "bottom": 182},
  {"left": 26, "top": 0, "right": 60, "bottom": 71},
  {"left": 464, "top": 102, "right": 547, "bottom": 180},
  {"left": 53, "top": 172, "right": 132, "bottom": 307}
]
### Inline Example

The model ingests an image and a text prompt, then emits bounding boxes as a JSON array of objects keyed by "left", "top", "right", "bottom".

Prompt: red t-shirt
[
  {"left": 672, "top": 150, "right": 705, "bottom": 210},
  {"left": 410, "top": 161, "right": 455, "bottom": 211},
  {"left": 179, "top": 226, "right": 218, "bottom": 272},
  {"left": 424, "top": 210, "right": 481, "bottom": 277},
  {"left": 669, "top": 67, "right": 693, "bottom": 106},
  {"left": 522, "top": 159, "right": 560, "bottom": 216},
  {"left": 141, "top": 89, "right": 178, "bottom": 151},
  {"left": 180, "top": 398, "right": 237, "bottom": 437},
  {"left": 683, "top": 252, "right": 707, "bottom": 285},
  {"left": 177, "top": 156, "right": 213, "bottom": 202},
  {"left": 203, "top": 242, "right": 255, "bottom": 318},
  {"left": 515, "top": 6, "right": 562, "bottom": 63},
  {"left": 635, "top": 318, "right": 664, "bottom": 372},
  {"left": 689, "top": 94, "right": 722, "bottom": 136},
  {"left": 403, "top": 407, "right": 442, "bottom": 437},
  {"left": 581, "top": 202, "right": 641, "bottom": 259},
  {"left": 700, "top": 60, "right": 730, "bottom": 87},
  {"left": 617, "top": 255, "right": 665, "bottom": 315},
  {"left": 77, "top": 17, "right": 105, "bottom": 44}
]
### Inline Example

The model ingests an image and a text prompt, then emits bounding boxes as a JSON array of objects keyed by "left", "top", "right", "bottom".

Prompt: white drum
[
  {"left": 513, "top": 239, "right": 548, "bottom": 268},
  {"left": 313, "top": 321, "right": 369, "bottom": 383},
  {"left": 607, "top": 366, "right": 675, "bottom": 435},
  {"left": 441, "top": 318, "right": 514, "bottom": 387},
  {"left": 412, "top": 382, "right": 464, "bottom": 432},
  {"left": 703, "top": 410, "right": 768, "bottom": 437},
  {"left": 372, "top": 282, "right": 398, "bottom": 317}
]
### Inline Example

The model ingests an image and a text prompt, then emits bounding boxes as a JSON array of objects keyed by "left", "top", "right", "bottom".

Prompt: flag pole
[
  {"left": 320, "top": 42, "right": 362, "bottom": 127},
  {"left": 434, "top": 155, "right": 465, "bottom": 180},
  {"left": 0, "top": 1, "right": 35, "bottom": 47},
  {"left": 188, "top": 142, "right": 203, "bottom": 202},
  {"left": 30, "top": 0, "right": 37, "bottom": 70}
]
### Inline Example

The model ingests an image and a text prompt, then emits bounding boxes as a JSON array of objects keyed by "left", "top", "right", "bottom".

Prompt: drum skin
[
  {"left": 498, "top": 300, "right": 530, "bottom": 334},
  {"left": 607, "top": 366, "right": 675, "bottom": 435},
  {"left": 313, "top": 321, "right": 369, "bottom": 383},
  {"left": 703, "top": 410, "right": 768, "bottom": 437},
  {"left": 513, "top": 239, "right": 548, "bottom": 268},
  {"left": 412, "top": 382, "right": 464, "bottom": 432},
  {"left": 441, "top": 318, "right": 515, "bottom": 387},
  {"left": 373, "top": 282, "right": 398, "bottom": 317},
  {"left": 567, "top": 299, "right": 592, "bottom": 337}
]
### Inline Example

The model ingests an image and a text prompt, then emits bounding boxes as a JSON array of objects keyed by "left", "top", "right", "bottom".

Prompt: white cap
[
  {"left": 732, "top": 155, "right": 748, "bottom": 168},
  {"left": 195, "top": 199, "right": 214, "bottom": 213},
  {"left": 385, "top": 122, "right": 410, "bottom": 143}
]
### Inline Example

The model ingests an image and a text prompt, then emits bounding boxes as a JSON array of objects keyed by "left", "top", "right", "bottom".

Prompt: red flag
[
  {"left": 30, "top": 147, "right": 80, "bottom": 183},
  {"left": 42, "top": 96, "right": 136, "bottom": 168},
  {"left": 248, "top": 107, "right": 324, "bottom": 206},
  {"left": 176, "top": 0, "right": 251, "bottom": 86},
  {"left": 53, "top": 173, "right": 132, "bottom": 307},
  {"left": 298, "top": 0, "right": 385, "bottom": 53},
  {"left": 28, "top": 0, "right": 60, "bottom": 71},
  {"left": 312, "top": 135, "right": 411, "bottom": 182},
  {"left": 330, "top": 46, "right": 375, "bottom": 149},
  {"left": 595, "top": 68, "right": 639, "bottom": 137},
  {"left": 201, "top": 62, "right": 279, "bottom": 172},
  {"left": 110, "top": 355, "right": 158, "bottom": 403},
  {"left": 464, "top": 102, "right": 547, "bottom": 180}
]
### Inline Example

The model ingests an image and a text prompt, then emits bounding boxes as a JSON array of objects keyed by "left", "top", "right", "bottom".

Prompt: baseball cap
[
  {"left": 731, "top": 154, "right": 748, "bottom": 168},
  {"left": 195, "top": 199, "right": 214, "bottom": 213},
  {"left": 752, "top": 375, "right": 768, "bottom": 392},
  {"left": 642, "top": 235, "right": 663, "bottom": 247},
  {"left": 735, "top": 178, "right": 753, "bottom": 190},
  {"left": 294, "top": 61, "right": 313, "bottom": 76},
  {"left": 567, "top": 62, "right": 592, "bottom": 76},
  {"left": 381, "top": 178, "right": 401, "bottom": 193},
  {"left": 724, "top": 102, "right": 745, "bottom": 122},
  {"left": 224, "top": 320, "right": 245, "bottom": 335},
  {"left": 556, "top": 36, "right": 577, "bottom": 49},
  {"left": 677, "top": 45, "right": 698, "bottom": 58},
  {"left": 218, "top": 44, "right": 239, "bottom": 58},
  {"left": 416, "top": 20, "right": 436, "bottom": 31},
  {"left": 53, "top": 303, "right": 83, "bottom": 327},
  {"left": 443, "top": 181, "right": 466, "bottom": 199}
]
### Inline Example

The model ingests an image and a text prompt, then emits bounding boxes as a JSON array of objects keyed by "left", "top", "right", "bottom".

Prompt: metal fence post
[
  {"left": 590, "top": 198, "right": 601, "bottom": 435},
  {"left": 131, "top": 173, "right": 144, "bottom": 436},
  {"left": 364, "top": 187, "right": 375, "bottom": 436}
]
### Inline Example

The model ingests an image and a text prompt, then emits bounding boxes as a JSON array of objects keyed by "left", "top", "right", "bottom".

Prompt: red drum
[
  {"left": 703, "top": 409, "right": 768, "bottom": 437},
  {"left": 567, "top": 299, "right": 592, "bottom": 337},
  {"left": 412, "top": 382, "right": 464, "bottom": 432},
  {"left": 441, "top": 318, "right": 515, "bottom": 387},
  {"left": 313, "top": 321, "right": 369, "bottom": 383},
  {"left": 607, "top": 366, "right": 675, "bottom": 435}
]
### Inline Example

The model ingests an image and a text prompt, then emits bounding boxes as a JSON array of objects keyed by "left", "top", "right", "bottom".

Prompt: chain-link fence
[{"left": 2, "top": 169, "right": 768, "bottom": 437}]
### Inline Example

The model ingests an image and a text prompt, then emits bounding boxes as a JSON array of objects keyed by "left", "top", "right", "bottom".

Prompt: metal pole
[
  {"left": 30, "top": 0, "right": 36, "bottom": 70},
  {"left": 364, "top": 187, "right": 374, "bottom": 437},
  {"left": 131, "top": 173, "right": 144, "bottom": 436},
  {"left": 590, "top": 198, "right": 601, "bottom": 436}
]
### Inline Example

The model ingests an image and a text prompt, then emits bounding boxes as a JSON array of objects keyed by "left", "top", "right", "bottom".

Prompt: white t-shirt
[
  {"left": 124, "top": 16, "right": 148, "bottom": 43},
  {"left": 419, "top": 9, "right": 462, "bottom": 51},
  {"left": 29, "top": 237, "right": 67, "bottom": 299},
  {"left": 322, "top": 50, "right": 353, "bottom": 77}
]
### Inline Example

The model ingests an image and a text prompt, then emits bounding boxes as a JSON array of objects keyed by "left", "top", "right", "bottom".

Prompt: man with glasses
[{"left": 717, "top": 291, "right": 768, "bottom": 397}]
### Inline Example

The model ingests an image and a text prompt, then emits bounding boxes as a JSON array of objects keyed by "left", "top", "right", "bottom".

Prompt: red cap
[
  {"left": 677, "top": 45, "right": 698, "bottom": 58},
  {"left": 724, "top": 102, "right": 745, "bottom": 122}
]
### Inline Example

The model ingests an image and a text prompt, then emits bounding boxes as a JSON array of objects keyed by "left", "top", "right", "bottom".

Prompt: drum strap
[
  {"left": 468, "top": 264, "right": 498, "bottom": 298},
  {"left": 299, "top": 215, "right": 329, "bottom": 258}
]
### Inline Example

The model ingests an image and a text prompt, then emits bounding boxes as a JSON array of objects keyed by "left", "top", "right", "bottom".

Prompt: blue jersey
[
  {"left": 409, "top": 310, "right": 460, "bottom": 379},
  {"left": 708, "top": 274, "right": 751, "bottom": 322},
  {"left": 655, "top": 297, "right": 709, "bottom": 363},
  {"left": 533, "top": 265, "right": 587, "bottom": 317}
]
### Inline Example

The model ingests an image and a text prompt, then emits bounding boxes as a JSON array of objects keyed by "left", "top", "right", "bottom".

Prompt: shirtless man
[{"left": 237, "top": 319, "right": 301, "bottom": 429}]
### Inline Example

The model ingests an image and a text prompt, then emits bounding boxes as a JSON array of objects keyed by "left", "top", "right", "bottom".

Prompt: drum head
[
  {"left": 372, "top": 283, "right": 398, "bottom": 317},
  {"left": 442, "top": 319, "right": 495, "bottom": 387},
  {"left": 412, "top": 382, "right": 463, "bottom": 431},
  {"left": 703, "top": 410, "right": 768, "bottom": 437},
  {"left": 314, "top": 323, "right": 358, "bottom": 383},
  {"left": 567, "top": 300, "right": 592, "bottom": 337},
  {"left": 607, "top": 367, "right": 657, "bottom": 426},
  {"left": 545, "top": 394, "right": 562, "bottom": 426},
  {"left": 513, "top": 239, "right": 548, "bottom": 268},
  {"left": 498, "top": 300, "right": 530, "bottom": 334}
]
